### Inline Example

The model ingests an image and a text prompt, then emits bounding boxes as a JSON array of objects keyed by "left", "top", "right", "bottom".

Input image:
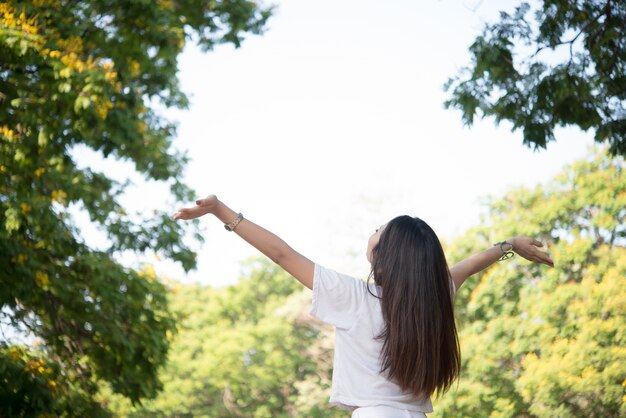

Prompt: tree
[
  {"left": 0, "top": 0, "right": 271, "bottom": 414},
  {"left": 444, "top": 1, "right": 626, "bottom": 157},
  {"left": 433, "top": 149, "right": 625, "bottom": 417},
  {"left": 104, "top": 259, "right": 346, "bottom": 418}
]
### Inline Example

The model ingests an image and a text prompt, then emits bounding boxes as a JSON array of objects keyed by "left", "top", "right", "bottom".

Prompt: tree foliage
[
  {"left": 0, "top": 0, "right": 271, "bottom": 414},
  {"left": 101, "top": 150, "right": 624, "bottom": 417},
  {"left": 105, "top": 260, "right": 346, "bottom": 418},
  {"left": 445, "top": 1, "right": 626, "bottom": 156},
  {"left": 434, "top": 149, "right": 625, "bottom": 417}
]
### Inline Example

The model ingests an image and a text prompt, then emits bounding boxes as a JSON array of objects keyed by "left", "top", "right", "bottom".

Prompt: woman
[{"left": 173, "top": 195, "right": 553, "bottom": 417}]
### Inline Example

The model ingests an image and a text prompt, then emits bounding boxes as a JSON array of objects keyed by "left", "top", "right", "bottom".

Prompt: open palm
[{"left": 172, "top": 195, "right": 219, "bottom": 221}]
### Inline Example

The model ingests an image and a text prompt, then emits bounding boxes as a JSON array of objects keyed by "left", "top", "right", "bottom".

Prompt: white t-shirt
[{"left": 310, "top": 264, "right": 442, "bottom": 413}]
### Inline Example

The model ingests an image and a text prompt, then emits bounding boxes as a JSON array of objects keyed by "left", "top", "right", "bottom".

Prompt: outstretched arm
[
  {"left": 172, "top": 195, "right": 315, "bottom": 289},
  {"left": 449, "top": 237, "right": 553, "bottom": 290}
]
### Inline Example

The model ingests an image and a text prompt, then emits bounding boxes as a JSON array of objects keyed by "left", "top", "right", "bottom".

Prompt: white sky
[{"left": 77, "top": 0, "right": 593, "bottom": 286}]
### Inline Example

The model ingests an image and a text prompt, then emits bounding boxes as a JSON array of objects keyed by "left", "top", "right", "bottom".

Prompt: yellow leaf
[{"left": 35, "top": 271, "right": 49, "bottom": 287}]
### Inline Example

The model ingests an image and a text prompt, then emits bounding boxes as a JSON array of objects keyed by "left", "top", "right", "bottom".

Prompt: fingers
[
  {"left": 172, "top": 209, "right": 187, "bottom": 220},
  {"left": 530, "top": 246, "right": 553, "bottom": 267},
  {"left": 533, "top": 248, "right": 554, "bottom": 267},
  {"left": 514, "top": 237, "right": 554, "bottom": 267},
  {"left": 543, "top": 254, "right": 554, "bottom": 267},
  {"left": 172, "top": 207, "right": 197, "bottom": 220},
  {"left": 532, "top": 240, "right": 553, "bottom": 267},
  {"left": 173, "top": 199, "right": 213, "bottom": 221}
]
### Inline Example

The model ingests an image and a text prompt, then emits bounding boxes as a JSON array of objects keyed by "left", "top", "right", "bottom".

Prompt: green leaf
[
  {"left": 74, "top": 96, "right": 91, "bottom": 113},
  {"left": 18, "top": 39, "right": 28, "bottom": 55},
  {"left": 38, "top": 128, "right": 48, "bottom": 147},
  {"left": 58, "top": 82, "right": 71, "bottom": 93},
  {"left": 5, "top": 207, "right": 20, "bottom": 232}
]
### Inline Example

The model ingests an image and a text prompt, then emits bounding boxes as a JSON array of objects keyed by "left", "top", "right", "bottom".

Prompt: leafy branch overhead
[
  {"left": 0, "top": 0, "right": 272, "bottom": 415},
  {"left": 445, "top": 1, "right": 626, "bottom": 156}
]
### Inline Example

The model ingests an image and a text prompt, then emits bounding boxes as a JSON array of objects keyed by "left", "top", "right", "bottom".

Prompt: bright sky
[{"left": 77, "top": 0, "right": 593, "bottom": 286}]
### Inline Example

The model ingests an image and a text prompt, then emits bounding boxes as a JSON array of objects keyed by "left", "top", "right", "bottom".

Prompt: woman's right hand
[
  {"left": 172, "top": 194, "right": 220, "bottom": 221},
  {"left": 510, "top": 236, "right": 554, "bottom": 267}
]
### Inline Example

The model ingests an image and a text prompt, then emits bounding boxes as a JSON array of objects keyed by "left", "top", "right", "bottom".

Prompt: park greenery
[
  {"left": 445, "top": 0, "right": 626, "bottom": 157},
  {"left": 0, "top": 0, "right": 271, "bottom": 415},
  {"left": 2, "top": 0, "right": 625, "bottom": 416},
  {"left": 97, "top": 149, "right": 624, "bottom": 417}
]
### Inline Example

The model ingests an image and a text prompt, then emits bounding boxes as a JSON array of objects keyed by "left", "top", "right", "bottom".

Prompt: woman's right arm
[{"left": 173, "top": 195, "right": 315, "bottom": 290}]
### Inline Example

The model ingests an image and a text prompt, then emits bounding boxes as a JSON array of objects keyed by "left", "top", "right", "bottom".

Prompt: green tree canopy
[
  {"left": 445, "top": 1, "right": 626, "bottom": 157},
  {"left": 0, "top": 0, "right": 271, "bottom": 415},
  {"left": 434, "top": 149, "right": 625, "bottom": 417},
  {"left": 104, "top": 260, "right": 346, "bottom": 418}
]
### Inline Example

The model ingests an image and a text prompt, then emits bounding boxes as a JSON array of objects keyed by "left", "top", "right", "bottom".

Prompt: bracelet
[
  {"left": 224, "top": 213, "right": 244, "bottom": 232},
  {"left": 494, "top": 240, "right": 514, "bottom": 261}
]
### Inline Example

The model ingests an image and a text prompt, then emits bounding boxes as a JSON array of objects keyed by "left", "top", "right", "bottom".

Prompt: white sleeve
[{"left": 309, "top": 264, "right": 367, "bottom": 330}]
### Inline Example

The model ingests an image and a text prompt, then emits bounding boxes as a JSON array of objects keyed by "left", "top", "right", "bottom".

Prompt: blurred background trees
[
  {"left": 445, "top": 0, "right": 626, "bottom": 156},
  {"left": 100, "top": 149, "right": 625, "bottom": 417},
  {"left": 2, "top": 0, "right": 624, "bottom": 416},
  {"left": 0, "top": 0, "right": 271, "bottom": 415},
  {"left": 434, "top": 149, "right": 625, "bottom": 418},
  {"left": 102, "top": 260, "right": 346, "bottom": 417}
]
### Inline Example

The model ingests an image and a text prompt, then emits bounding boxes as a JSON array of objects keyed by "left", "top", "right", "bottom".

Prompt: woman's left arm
[
  {"left": 449, "top": 237, "right": 554, "bottom": 290},
  {"left": 173, "top": 195, "right": 315, "bottom": 289}
]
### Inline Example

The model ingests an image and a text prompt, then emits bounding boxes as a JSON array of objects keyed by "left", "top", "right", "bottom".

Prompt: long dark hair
[{"left": 368, "top": 215, "right": 460, "bottom": 399}]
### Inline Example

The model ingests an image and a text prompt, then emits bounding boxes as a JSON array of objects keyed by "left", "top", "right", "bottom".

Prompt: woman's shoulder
[
  {"left": 314, "top": 263, "right": 382, "bottom": 299},
  {"left": 314, "top": 264, "right": 370, "bottom": 287}
]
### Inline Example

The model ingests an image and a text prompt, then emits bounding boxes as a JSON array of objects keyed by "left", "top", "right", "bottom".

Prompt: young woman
[{"left": 172, "top": 195, "right": 553, "bottom": 418}]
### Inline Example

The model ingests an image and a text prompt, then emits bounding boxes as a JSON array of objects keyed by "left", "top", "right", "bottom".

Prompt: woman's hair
[{"left": 368, "top": 215, "right": 460, "bottom": 399}]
